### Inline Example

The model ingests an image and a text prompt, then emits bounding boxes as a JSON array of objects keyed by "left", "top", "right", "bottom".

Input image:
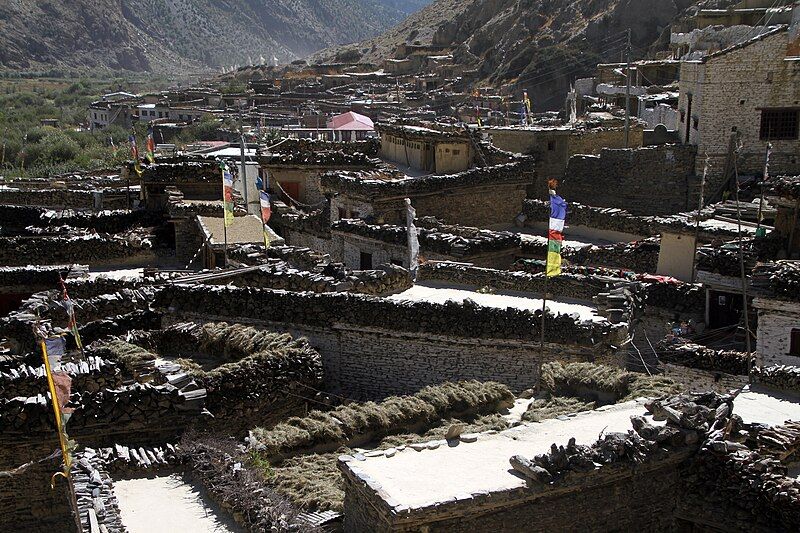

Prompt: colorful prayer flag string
[{"left": 546, "top": 180, "right": 567, "bottom": 278}]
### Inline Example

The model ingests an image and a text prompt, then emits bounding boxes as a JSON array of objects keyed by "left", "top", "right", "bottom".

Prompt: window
[
  {"left": 452, "top": 149, "right": 460, "bottom": 155},
  {"left": 679, "top": 110, "right": 686, "bottom": 122},
  {"left": 391, "top": 259, "right": 403, "bottom": 266},
  {"left": 547, "top": 140, "right": 555, "bottom": 151},
  {"left": 158, "top": 111, "right": 163, "bottom": 118},
  {"left": 338, "top": 207, "right": 347, "bottom": 220},
  {"left": 360, "top": 251, "right": 373, "bottom": 270},
  {"left": 791, "top": 329, "right": 800, "bottom": 357},
  {"left": 760, "top": 109, "right": 799, "bottom": 140},
  {"left": 692, "top": 117, "right": 699, "bottom": 130}
]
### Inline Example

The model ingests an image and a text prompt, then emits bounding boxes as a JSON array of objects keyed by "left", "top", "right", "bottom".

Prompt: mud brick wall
[
  {"left": 563, "top": 144, "right": 698, "bottom": 215},
  {"left": 342, "top": 453, "right": 689, "bottom": 533}
]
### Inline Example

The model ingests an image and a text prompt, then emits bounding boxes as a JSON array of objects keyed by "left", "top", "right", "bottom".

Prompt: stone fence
[
  {"left": 320, "top": 159, "right": 534, "bottom": 199},
  {"left": 153, "top": 285, "right": 621, "bottom": 348},
  {"left": 211, "top": 262, "right": 412, "bottom": 296},
  {"left": 137, "top": 158, "right": 221, "bottom": 184},
  {"left": 259, "top": 137, "right": 380, "bottom": 158},
  {"left": 522, "top": 200, "right": 655, "bottom": 237},
  {"left": 333, "top": 219, "right": 521, "bottom": 258},
  {"left": 0, "top": 188, "right": 130, "bottom": 210},
  {"left": 516, "top": 238, "right": 662, "bottom": 274},
  {"left": 0, "top": 232, "right": 161, "bottom": 267}
]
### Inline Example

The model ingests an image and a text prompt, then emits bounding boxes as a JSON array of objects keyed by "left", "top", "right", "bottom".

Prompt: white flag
[{"left": 405, "top": 198, "right": 419, "bottom": 278}]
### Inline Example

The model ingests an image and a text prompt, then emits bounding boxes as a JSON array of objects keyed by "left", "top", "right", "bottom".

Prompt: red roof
[{"left": 326, "top": 111, "right": 374, "bottom": 131}]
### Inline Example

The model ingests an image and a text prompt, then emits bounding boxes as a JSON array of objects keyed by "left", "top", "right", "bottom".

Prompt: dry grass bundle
[
  {"left": 196, "top": 322, "right": 300, "bottom": 361},
  {"left": 251, "top": 381, "right": 514, "bottom": 461},
  {"left": 541, "top": 362, "right": 631, "bottom": 399},
  {"left": 625, "top": 374, "right": 682, "bottom": 401},
  {"left": 265, "top": 412, "right": 511, "bottom": 512},
  {"left": 522, "top": 396, "right": 596, "bottom": 422},
  {"left": 541, "top": 362, "right": 679, "bottom": 402},
  {"left": 91, "top": 338, "right": 157, "bottom": 371}
]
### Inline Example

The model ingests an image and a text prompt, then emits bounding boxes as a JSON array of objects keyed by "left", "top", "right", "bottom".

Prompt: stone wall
[
  {"left": 563, "top": 144, "right": 698, "bottom": 215},
  {"left": 209, "top": 262, "right": 412, "bottom": 296},
  {"left": 516, "top": 238, "right": 662, "bottom": 274},
  {"left": 662, "top": 363, "right": 748, "bottom": 393},
  {"left": 489, "top": 125, "right": 645, "bottom": 192},
  {"left": 154, "top": 285, "right": 626, "bottom": 398},
  {"left": 0, "top": 234, "right": 159, "bottom": 268},
  {"left": 0, "top": 188, "right": 96, "bottom": 209}
]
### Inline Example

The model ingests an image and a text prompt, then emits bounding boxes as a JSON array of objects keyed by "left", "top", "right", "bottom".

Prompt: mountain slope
[
  {"left": 315, "top": 0, "right": 726, "bottom": 110},
  {"left": 0, "top": 0, "right": 431, "bottom": 72}
]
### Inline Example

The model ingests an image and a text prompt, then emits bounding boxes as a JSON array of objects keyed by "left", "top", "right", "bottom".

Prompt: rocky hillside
[
  {"left": 0, "top": 0, "right": 431, "bottom": 73},
  {"left": 314, "top": 0, "right": 736, "bottom": 110}
]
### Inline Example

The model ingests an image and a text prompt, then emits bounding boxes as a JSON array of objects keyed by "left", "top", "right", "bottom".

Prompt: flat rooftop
[
  {"left": 115, "top": 474, "right": 242, "bottom": 533},
  {"left": 197, "top": 214, "right": 284, "bottom": 247},
  {"left": 387, "top": 280, "right": 605, "bottom": 323},
  {"left": 343, "top": 385, "right": 800, "bottom": 512},
  {"left": 342, "top": 399, "right": 654, "bottom": 511}
]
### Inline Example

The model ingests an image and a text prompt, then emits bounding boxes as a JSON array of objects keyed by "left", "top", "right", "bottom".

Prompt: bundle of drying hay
[
  {"left": 198, "top": 322, "right": 300, "bottom": 360},
  {"left": 522, "top": 396, "right": 597, "bottom": 422},
  {"left": 540, "top": 361, "right": 681, "bottom": 404},
  {"left": 250, "top": 381, "right": 514, "bottom": 461},
  {"left": 88, "top": 338, "right": 158, "bottom": 379}
]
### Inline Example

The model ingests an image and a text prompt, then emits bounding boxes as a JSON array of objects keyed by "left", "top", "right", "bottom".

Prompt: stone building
[
  {"left": 259, "top": 139, "right": 381, "bottom": 206},
  {"left": 752, "top": 261, "right": 800, "bottom": 366},
  {"left": 488, "top": 120, "right": 645, "bottom": 192},
  {"left": 321, "top": 157, "right": 533, "bottom": 227},
  {"left": 677, "top": 25, "right": 800, "bottom": 191},
  {"left": 376, "top": 122, "right": 475, "bottom": 175}
]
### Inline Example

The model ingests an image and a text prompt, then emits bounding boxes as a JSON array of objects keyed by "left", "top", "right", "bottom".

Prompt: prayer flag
[
  {"left": 260, "top": 190, "right": 271, "bottom": 224},
  {"left": 406, "top": 198, "right": 419, "bottom": 279},
  {"left": 260, "top": 190, "right": 272, "bottom": 249},
  {"left": 523, "top": 90, "right": 532, "bottom": 125},
  {"left": 128, "top": 132, "right": 142, "bottom": 177},
  {"left": 39, "top": 336, "right": 73, "bottom": 478},
  {"left": 546, "top": 187, "right": 567, "bottom": 278},
  {"left": 221, "top": 161, "right": 235, "bottom": 227},
  {"left": 146, "top": 127, "right": 156, "bottom": 164}
]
